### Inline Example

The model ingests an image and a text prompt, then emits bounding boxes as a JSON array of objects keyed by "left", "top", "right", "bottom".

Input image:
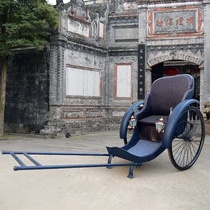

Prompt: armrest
[{"left": 119, "top": 101, "right": 144, "bottom": 140}]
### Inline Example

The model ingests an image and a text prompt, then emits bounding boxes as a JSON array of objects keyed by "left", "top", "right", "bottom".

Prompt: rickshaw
[{"left": 2, "top": 74, "right": 205, "bottom": 178}]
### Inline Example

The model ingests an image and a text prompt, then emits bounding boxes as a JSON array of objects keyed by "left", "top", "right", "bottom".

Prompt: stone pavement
[{"left": 0, "top": 131, "right": 210, "bottom": 210}]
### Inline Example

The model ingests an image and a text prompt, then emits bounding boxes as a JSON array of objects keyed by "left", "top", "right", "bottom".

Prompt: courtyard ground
[{"left": 0, "top": 131, "right": 209, "bottom": 210}]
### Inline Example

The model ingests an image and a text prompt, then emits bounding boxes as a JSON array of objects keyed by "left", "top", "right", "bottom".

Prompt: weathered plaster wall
[
  {"left": 4, "top": 0, "right": 209, "bottom": 136},
  {"left": 41, "top": 39, "right": 108, "bottom": 136}
]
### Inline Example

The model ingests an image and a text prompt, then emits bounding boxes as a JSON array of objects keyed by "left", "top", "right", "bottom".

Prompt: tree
[{"left": 0, "top": 0, "right": 59, "bottom": 137}]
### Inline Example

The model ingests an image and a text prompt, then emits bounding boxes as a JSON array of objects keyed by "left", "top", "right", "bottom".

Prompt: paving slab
[{"left": 0, "top": 131, "right": 210, "bottom": 210}]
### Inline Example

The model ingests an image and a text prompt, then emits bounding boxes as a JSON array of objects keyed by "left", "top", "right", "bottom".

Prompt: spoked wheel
[{"left": 168, "top": 106, "right": 205, "bottom": 170}]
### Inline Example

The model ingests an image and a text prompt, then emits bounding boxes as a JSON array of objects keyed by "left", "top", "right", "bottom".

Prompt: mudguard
[{"left": 162, "top": 99, "right": 200, "bottom": 148}]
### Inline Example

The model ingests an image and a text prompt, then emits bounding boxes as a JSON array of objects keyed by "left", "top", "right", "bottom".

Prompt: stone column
[
  {"left": 49, "top": 43, "right": 64, "bottom": 106},
  {"left": 145, "top": 66, "right": 152, "bottom": 95},
  {"left": 138, "top": 6, "right": 147, "bottom": 99},
  {"left": 203, "top": 1, "right": 210, "bottom": 103},
  {"left": 48, "top": 39, "right": 65, "bottom": 124},
  {"left": 49, "top": 44, "right": 59, "bottom": 106},
  {"left": 138, "top": 6, "right": 147, "bottom": 43},
  {"left": 199, "top": 64, "right": 204, "bottom": 113}
]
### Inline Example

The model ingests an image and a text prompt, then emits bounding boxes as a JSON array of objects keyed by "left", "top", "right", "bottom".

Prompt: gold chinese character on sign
[
  {"left": 176, "top": 17, "right": 183, "bottom": 25},
  {"left": 186, "top": 17, "right": 194, "bottom": 25},
  {"left": 156, "top": 19, "right": 163, "bottom": 27},
  {"left": 166, "top": 18, "right": 173, "bottom": 26}
]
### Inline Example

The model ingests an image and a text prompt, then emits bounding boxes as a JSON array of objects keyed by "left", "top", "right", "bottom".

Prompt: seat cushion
[{"left": 139, "top": 115, "right": 168, "bottom": 125}]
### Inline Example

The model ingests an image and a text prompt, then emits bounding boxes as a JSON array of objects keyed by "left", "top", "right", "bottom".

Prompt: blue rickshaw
[{"left": 3, "top": 74, "right": 205, "bottom": 178}]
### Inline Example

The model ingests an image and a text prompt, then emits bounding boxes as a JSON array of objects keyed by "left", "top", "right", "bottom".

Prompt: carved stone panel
[
  {"left": 114, "top": 25, "right": 138, "bottom": 42},
  {"left": 154, "top": 10, "right": 197, "bottom": 34},
  {"left": 68, "top": 17, "right": 90, "bottom": 37}
]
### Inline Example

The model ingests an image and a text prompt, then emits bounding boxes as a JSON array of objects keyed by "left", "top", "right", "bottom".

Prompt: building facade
[{"left": 4, "top": 0, "right": 210, "bottom": 136}]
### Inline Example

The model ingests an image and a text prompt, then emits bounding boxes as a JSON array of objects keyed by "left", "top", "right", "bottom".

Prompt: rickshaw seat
[
  {"left": 135, "top": 74, "right": 194, "bottom": 142},
  {"left": 135, "top": 74, "right": 194, "bottom": 120}
]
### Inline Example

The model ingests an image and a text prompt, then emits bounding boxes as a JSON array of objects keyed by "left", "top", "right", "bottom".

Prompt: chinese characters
[
  {"left": 138, "top": 44, "right": 145, "bottom": 99},
  {"left": 154, "top": 10, "right": 196, "bottom": 34}
]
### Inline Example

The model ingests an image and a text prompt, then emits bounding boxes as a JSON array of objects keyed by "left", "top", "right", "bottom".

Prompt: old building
[{"left": 4, "top": 0, "right": 210, "bottom": 136}]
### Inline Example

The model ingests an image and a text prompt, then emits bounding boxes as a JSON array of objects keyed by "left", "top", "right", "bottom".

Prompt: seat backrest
[{"left": 149, "top": 74, "right": 194, "bottom": 115}]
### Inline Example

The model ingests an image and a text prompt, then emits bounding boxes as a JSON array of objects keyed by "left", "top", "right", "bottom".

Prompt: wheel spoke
[{"left": 173, "top": 141, "right": 186, "bottom": 165}]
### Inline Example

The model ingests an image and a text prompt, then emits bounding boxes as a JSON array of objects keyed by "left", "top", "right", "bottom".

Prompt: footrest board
[
  {"left": 127, "top": 140, "right": 161, "bottom": 156},
  {"left": 107, "top": 139, "right": 164, "bottom": 163}
]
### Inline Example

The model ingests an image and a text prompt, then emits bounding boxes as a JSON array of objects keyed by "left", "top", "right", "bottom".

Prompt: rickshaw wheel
[{"left": 168, "top": 106, "right": 205, "bottom": 170}]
